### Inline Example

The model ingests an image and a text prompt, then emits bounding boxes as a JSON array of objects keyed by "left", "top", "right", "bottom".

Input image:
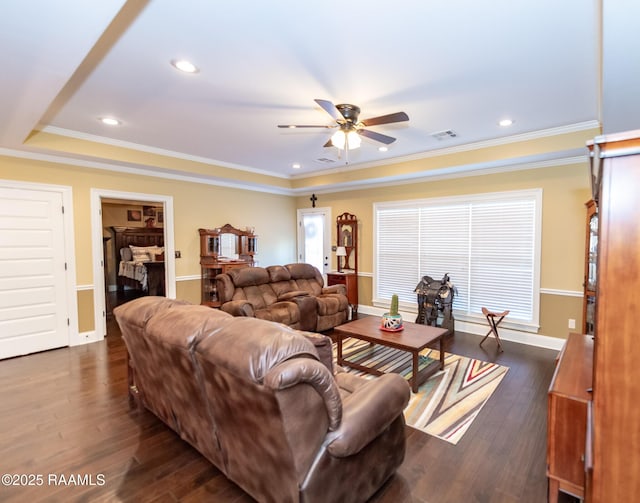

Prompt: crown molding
[
  {"left": 0, "top": 147, "right": 293, "bottom": 195},
  {"left": 291, "top": 120, "right": 600, "bottom": 180},
  {"left": 289, "top": 154, "right": 589, "bottom": 195},
  {"left": 0, "top": 145, "right": 589, "bottom": 198},
  {"left": 38, "top": 125, "right": 290, "bottom": 180},
  {"left": 3, "top": 118, "right": 595, "bottom": 197}
]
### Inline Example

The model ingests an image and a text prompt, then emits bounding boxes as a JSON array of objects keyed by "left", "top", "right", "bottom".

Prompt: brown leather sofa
[
  {"left": 216, "top": 263, "right": 349, "bottom": 331},
  {"left": 114, "top": 296, "right": 410, "bottom": 503}
]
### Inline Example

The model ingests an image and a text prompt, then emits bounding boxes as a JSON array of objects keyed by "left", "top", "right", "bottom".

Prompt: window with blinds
[{"left": 374, "top": 189, "right": 541, "bottom": 330}]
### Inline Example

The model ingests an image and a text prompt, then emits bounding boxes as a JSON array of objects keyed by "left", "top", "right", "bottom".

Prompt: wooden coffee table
[{"left": 334, "top": 316, "right": 449, "bottom": 393}]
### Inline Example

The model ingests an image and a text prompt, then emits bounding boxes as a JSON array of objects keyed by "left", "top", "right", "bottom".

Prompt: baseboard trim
[{"left": 357, "top": 305, "right": 565, "bottom": 351}]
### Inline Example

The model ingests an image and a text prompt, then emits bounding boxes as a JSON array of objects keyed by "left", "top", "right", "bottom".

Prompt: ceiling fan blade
[
  {"left": 323, "top": 138, "right": 333, "bottom": 148},
  {"left": 277, "top": 124, "right": 334, "bottom": 128},
  {"left": 358, "top": 129, "right": 397, "bottom": 145},
  {"left": 314, "top": 99, "right": 344, "bottom": 121},
  {"left": 360, "top": 111, "right": 409, "bottom": 127}
]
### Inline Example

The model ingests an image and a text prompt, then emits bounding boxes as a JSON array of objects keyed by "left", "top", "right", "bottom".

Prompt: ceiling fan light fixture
[{"left": 331, "top": 129, "right": 361, "bottom": 150}]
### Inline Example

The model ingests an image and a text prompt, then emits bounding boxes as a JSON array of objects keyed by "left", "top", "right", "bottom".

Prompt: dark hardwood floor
[{"left": 0, "top": 312, "right": 579, "bottom": 503}]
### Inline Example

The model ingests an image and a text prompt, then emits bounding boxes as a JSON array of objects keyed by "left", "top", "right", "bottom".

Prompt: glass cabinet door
[
  {"left": 582, "top": 200, "right": 598, "bottom": 335},
  {"left": 201, "top": 266, "right": 221, "bottom": 304},
  {"left": 587, "top": 212, "right": 598, "bottom": 291}
]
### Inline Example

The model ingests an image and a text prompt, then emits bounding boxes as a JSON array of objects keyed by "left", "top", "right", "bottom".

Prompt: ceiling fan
[{"left": 278, "top": 99, "right": 409, "bottom": 156}]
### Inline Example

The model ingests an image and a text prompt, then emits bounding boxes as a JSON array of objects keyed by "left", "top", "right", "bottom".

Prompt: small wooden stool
[{"left": 480, "top": 307, "right": 509, "bottom": 352}]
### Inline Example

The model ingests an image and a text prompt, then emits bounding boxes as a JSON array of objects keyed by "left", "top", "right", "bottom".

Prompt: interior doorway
[
  {"left": 91, "top": 189, "right": 175, "bottom": 338},
  {"left": 102, "top": 198, "right": 164, "bottom": 314}
]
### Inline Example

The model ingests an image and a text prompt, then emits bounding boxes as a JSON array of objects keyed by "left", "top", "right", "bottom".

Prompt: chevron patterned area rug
[{"left": 335, "top": 338, "right": 509, "bottom": 444}]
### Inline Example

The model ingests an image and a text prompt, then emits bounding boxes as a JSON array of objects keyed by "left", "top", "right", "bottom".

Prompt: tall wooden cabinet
[
  {"left": 327, "top": 212, "right": 358, "bottom": 317},
  {"left": 198, "top": 224, "right": 256, "bottom": 307},
  {"left": 585, "top": 130, "right": 640, "bottom": 502}
]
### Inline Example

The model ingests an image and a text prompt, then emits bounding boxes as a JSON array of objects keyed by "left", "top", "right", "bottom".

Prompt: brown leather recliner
[
  {"left": 216, "top": 263, "right": 348, "bottom": 332},
  {"left": 114, "top": 297, "right": 411, "bottom": 503},
  {"left": 282, "top": 263, "right": 349, "bottom": 331},
  {"left": 215, "top": 266, "right": 305, "bottom": 328}
]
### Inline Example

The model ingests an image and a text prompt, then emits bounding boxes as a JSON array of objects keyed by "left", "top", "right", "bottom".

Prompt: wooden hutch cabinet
[
  {"left": 548, "top": 131, "right": 640, "bottom": 503},
  {"left": 585, "top": 130, "right": 640, "bottom": 503},
  {"left": 327, "top": 212, "right": 358, "bottom": 317},
  {"left": 198, "top": 224, "right": 256, "bottom": 307}
]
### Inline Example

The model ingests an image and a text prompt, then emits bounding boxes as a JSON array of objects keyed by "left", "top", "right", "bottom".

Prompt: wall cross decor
[{"left": 310, "top": 193, "right": 317, "bottom": 208}]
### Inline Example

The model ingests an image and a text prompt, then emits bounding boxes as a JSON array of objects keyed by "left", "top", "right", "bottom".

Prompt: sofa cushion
[
  {"left": 286, "top": 263, "right": 324, "bottom": 296},
  {"left": 195, "top": 317, "right": 319, "bottom": 383},
  {"left": 228, "top": 266, "right": 270, "bottom": 287},
  {"left": 267, "top": 264, "right": 291, "bottom": 282},
  {"left": 145, "top": 304, "right": 233, "bottom": 348},
  {"left": 113, "top": 296, "right": 188, "bottom": 329},
  {"left": 316, "top": 294, "right": 348, "bottom": 316},
  {"left": 254, "top": 301, "right": 300, "bottom": 327},
  {"left": 232, "top": 284, "right": 278, "bottom": 309}
]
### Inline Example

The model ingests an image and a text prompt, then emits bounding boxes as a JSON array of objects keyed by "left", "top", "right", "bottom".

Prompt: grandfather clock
[{"left": 327, "top": 212, "right": 358, "bottom": 317}]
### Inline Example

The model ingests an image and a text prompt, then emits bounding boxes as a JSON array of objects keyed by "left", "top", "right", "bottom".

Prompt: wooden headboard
[{"left": 111, "top": 226, "right": 165, "bottom": 252}]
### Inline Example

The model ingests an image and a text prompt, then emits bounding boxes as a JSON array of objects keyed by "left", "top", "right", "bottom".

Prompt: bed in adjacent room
[{"left": 112, "top": 227, "right": 165, "bottom": 295}]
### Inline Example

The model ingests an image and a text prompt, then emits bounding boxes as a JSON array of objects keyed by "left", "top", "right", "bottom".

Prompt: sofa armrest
[
  {"left": 277, "top": 290, "right": 310, "bottom": 301},
  {"left": 326, "top": 373, "right": 410, "bottom": 457},
  {"left": 322, "top": 284, "right": 346, "bottom": 296},
  {"left": 220, "top": 300, "right": 255, "bottom": 317},
  {"left": 264, "top": 358, "right": 342, "bottom": 430}
]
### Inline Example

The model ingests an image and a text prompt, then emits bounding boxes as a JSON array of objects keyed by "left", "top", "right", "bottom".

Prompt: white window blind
[{"left": 374, "top": 190, "right": 541, "bottom": 329}]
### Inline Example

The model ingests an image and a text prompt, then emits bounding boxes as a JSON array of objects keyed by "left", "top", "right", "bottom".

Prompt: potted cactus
[{"left": 381, "top": 294, "right": 404, "bottom": 331}]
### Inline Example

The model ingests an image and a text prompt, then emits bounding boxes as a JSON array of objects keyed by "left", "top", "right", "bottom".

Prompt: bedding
[
  {"left": 118, "top": 260, "right": 149, "bottom": 290},
  {"left": 118, "top": 245, "right": 164, "bottom": 290}
]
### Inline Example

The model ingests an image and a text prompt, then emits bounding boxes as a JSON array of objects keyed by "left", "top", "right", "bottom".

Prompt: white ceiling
[{"left": 0, "top": 1, "right": 603, "bottom": 181}]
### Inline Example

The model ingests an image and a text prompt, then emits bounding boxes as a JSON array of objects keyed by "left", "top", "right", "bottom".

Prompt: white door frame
[
  {"left": 296, "top": 206, "right": 332, "bottom": 275},
  {"left": 90, "top": 189, "right": 176, "bottom": 338},
  {"left": 0, "top": 179, "right": 79, "bottom": 346}
]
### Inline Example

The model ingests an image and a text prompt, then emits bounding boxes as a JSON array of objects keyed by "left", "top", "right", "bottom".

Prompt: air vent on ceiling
[
  {"left": 315, "top": 157, "right": 336, "bottom": 164},
  {"left": 430, "top": 129, "right": 458, "bottom": 141}
]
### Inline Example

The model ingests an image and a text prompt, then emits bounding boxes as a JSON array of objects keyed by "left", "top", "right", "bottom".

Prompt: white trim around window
[{"left": 373, "top": 189, "right": 542, "bottom": 333}]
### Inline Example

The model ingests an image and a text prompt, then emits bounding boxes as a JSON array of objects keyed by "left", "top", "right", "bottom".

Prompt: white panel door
[
  {"left": 297, "top": 207, "right": 331, "bottom": 275},
  {"left": 0, "top": 187, "right": 69, "bottom": 359}
]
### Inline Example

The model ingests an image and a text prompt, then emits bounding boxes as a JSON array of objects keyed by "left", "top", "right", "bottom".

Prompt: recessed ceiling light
[
  {"left": 499, "top": 119, "right": 514, "bottom": 127},
  {"left": 99, "top": 117, "right": 120, "bottom": 126},
  {"left": 292, "top": 163, "right": 301, "bottom": 169},
  {"left": 378, "top": 146, "right": 388, "bottom": 152},
  {"left": 171, "top": 59, "right": 199, "bottom": 73}
]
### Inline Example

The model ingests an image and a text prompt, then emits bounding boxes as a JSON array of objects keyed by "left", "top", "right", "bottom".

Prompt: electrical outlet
[
  {"left": 568, "top": 318, "right": 576, "bottom": 329},
  {"left": 175, "top": 250, "right": 181, "bottom": 258}
]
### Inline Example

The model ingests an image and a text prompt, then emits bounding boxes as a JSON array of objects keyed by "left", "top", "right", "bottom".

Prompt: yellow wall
[
  {"left": 0, "top": 143, "right": 591, "bottom": 341},
  {"left": 0, "top": 155, "right": 297, "bottom": 332},
  {"left": 296, "top": 161, "right": 591, "bottom": 339}
]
